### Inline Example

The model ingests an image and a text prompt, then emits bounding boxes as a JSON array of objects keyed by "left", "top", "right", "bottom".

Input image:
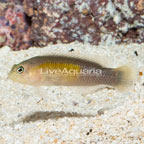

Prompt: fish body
[{"left": 8, "top": 55, "right": 137, "bottom": 91}]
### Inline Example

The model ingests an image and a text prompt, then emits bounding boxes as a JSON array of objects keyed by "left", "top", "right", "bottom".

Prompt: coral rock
[
  {"left": 0, "top": 1, "right": 31, "bottom": 50},
  {"left": 23, "top": 0, "right": 144, "bottom": 47}
]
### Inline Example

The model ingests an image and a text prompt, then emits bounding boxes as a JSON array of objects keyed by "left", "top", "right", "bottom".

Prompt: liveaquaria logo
[{"left": 40, "top": 68, "right": 103, "bottom": 76}]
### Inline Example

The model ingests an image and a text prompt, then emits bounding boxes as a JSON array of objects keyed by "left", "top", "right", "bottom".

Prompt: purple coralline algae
[{"left": 0, "top": 1, "right": 31, "bottom": 50}]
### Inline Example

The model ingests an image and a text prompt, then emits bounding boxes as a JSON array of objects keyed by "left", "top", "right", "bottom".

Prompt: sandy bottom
[{"left": 0, "top": 42, "right": 144, "bottom": 143}]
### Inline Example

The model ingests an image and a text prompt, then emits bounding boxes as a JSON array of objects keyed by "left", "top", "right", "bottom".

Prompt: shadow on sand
[{"left": 21, "top": 111, "right": 96, "bottom": 123}]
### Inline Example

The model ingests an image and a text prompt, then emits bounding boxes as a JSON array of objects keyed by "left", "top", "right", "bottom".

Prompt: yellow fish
[{"left": 8, "top": 55, "right": 137, "bottom": 91}]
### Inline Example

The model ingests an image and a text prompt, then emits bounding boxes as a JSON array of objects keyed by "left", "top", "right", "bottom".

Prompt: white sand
[{"left": 0, "top": 42, "right": 144, "bottom": 143}]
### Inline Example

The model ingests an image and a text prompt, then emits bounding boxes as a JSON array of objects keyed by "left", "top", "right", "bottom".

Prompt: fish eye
[{"left": 17, "top": 66, "right": 24, "bottom": 74}]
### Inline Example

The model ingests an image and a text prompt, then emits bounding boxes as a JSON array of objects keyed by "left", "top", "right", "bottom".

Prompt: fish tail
[{"left": 114, "top": 63, "right": 138, "bottom": 91}]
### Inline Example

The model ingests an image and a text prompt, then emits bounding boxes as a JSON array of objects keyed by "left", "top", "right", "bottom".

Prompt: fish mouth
[
  {"left": 7, "top": 71, "right": 19, "bottom": 84},
  {"left": 7, "top": 71, "right": 13, "bottom": 80},
  {"left": 7, "top": 71, "right": 10, "bottom": 79},
  {"left": 7, "top": 73, "right": 11, "bottom": 80}
]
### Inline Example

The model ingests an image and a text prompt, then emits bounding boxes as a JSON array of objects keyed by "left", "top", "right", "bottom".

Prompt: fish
[{"left": 8, "top": 55, "right": 137, "bottom": 92}]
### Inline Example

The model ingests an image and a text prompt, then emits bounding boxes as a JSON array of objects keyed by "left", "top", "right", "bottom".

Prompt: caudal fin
[{"left": 114, "top": 63, "right": 138, "bottom": 91}]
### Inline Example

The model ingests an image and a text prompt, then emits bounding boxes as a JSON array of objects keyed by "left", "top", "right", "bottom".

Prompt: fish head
[{"left": 8, "top": 63, "right": 37, "bottom": 85}]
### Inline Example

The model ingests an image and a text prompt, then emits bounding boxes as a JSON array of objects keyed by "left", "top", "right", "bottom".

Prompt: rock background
[
  {"left": 24, "top": 0, "right": 144, "bottom": 47},
  {"left": 0, "top": 1, "right": 31, "bottom": 50},
  {"left": 0, "top": 0, "right": 144, "bottom": 49}
]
